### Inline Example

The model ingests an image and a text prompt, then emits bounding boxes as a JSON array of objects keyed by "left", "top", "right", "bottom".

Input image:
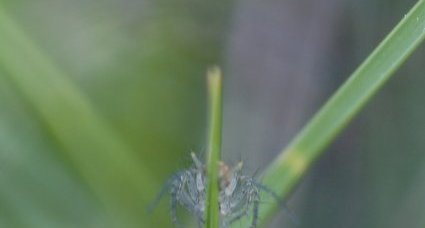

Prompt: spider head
[{"left": 219, "top": 161, "right": 243, "bottom": 195}]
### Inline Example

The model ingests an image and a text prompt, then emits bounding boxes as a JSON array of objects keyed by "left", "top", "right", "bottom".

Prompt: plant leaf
[
  {"left": 232, "top": 0, "right": 425, "bottom": 227},
  {"left": 0, "top": 7, "right": 162, "bottom": 227}
]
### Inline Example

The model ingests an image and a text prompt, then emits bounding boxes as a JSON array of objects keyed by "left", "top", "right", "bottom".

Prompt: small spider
[{"left": 150, "top": 153, "right": 284, "bottom": 228}]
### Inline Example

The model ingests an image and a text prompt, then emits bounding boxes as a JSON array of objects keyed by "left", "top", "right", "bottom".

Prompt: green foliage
[
  {"left": 0, "top": 1, "right": 232, "bottom": 227},
  {"left": 232, "top": 0, "right": 425, "bottom": 227},
  {"left": 0, "top": 6, "right": 164, "bottom": 227},
  {"left": 1, "top": 0, "right": 425, "bottom": 227}
]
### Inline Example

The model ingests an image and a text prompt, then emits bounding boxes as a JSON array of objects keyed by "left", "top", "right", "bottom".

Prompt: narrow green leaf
[
  {"left": 205, "top": 67, "right": 223, "bottom": 228},
  {"left": 232, "top": 0, "right": 425, "bottom": 227},
  {"left": 0, "top": 7, "right": 162, "bottom": 227}
]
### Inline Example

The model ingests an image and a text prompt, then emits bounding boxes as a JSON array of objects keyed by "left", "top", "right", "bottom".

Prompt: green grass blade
[
  {"left": 231, "top": 0, "right": 425, "bottom": 227},
  {"left": 205, "top": 67, "right": 223, "bottom": 228},
  {"left": 0, "top": 7, "right": 162, "bottom": 227}
]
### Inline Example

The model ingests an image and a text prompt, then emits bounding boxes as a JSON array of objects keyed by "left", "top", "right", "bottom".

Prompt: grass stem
[{"left": 205, "top": 67, "right": 223, "bottom": 228}]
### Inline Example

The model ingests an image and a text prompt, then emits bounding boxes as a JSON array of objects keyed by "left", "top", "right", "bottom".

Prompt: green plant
[
  {"left": 1, "top": 0, "right": 425, "bottom": 227},
  {"left": 205, "top": 67, "right": 223, "bottom": 228},
  {"left": 229, "top": 0, "right": 425, "bottom": 227}
]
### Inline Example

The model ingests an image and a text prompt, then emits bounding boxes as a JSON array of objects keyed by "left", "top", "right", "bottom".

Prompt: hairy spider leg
[
  {"left": 171, "top": 171, "right": 199, "bottom": 227},
  {"left": 226, "top": 198, "right": 251, "bottom": 226},
  {"left": 252, "top": 182, "right": 279, "bottom": 200},
  {"left": 172, "top": 169, "right": 206, "bottom": 227},
  {"left": 196, "top": 215, "right": 205, "bottom": 228},
  {"left": 147, "top": 172, "right": 183, "bottom": 213},
  {"left": 225, "top": 178, "right": 261, "bottom": 228},
  {"left": 253, "top": 181, "right": 299, "bottom": 226},
  {"left": 225, "top": 178, "right": 260, "bottom": 227},
  {"left": 222, "top": 180, "right": 249, "bottom": 224},
  {"left": 246, "top": 179, "right": 261, "bottom": 228},
  {"left": 170, "top": 187, "right": 183, "bottom": 228},
  {"left": 191, "top": 152, "right": 203, "bottom": 169},
  {"left": 182, "top": 170, "right": 205, "bottom": 222},
  {"left": 171, "top": 171, "right": 197, "bottom": 228},
  {"left": 250, "top": 197, "right": 260, "bottom": 228}
]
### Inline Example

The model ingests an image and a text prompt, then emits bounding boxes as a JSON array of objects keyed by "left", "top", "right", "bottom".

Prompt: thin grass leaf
[
  {"left": 0, "top": 7, "right": 163, "bottom": 227},
  {"left": 231, "top": 0, "right": 425, "bottom": 227},
  {"left": 205, "top": 67, "right": 223, "bottom": 228}
]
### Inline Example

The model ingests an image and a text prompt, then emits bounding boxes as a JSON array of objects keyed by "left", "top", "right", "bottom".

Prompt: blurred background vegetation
[{"left": 0, "top": 0, "right": 425, "bottom": 227}]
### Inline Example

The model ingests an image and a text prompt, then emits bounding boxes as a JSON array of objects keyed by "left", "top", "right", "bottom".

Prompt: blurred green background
[{"left": 1, "top": 0, "right": 425, "bottom": 227}]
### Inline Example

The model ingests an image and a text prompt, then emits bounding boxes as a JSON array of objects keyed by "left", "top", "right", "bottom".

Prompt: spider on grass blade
[{"left": 149, "top": 152, "right": 289, "bottom": 228}]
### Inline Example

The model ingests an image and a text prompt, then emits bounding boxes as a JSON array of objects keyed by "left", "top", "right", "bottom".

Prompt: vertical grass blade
[
  {"left": 205, "top": 67, "right": 223, "bottom": 228},
  {"left": 231, "top": 0, "right": 425, "bottom": 227}
]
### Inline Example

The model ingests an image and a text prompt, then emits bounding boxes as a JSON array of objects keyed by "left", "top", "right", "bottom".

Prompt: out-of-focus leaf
[{"left": 0, "top": 7, "right": 162, "bottom": 227}]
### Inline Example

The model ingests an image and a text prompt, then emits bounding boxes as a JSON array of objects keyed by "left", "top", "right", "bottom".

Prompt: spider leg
[
  {"left": 173, "top": 170, "right": 207, "bottom": 227},
  {"left": 191, "top": 152, "right": 203, "bottom": 169},
  {"left": 196, "top": 218, "right": 204, "bottom": 228},
  {"left": 227, "top": 180, "right": 260, "bottom": 227},
  {"left": 250, "top": 197, "right": 260, "bottom": 228},
  {"left": 147, "top": 172, "right": 182, "bottom": 213},
  {"left": 171, "top": 188, "right": 184, "bottom": 228},
  {"left": 252, "top": 181, "right": 280, "bottom": 201},
  {"left": 253, "top": 181, "right": 299, "bottom": 226},
  {"left": 220, "top": 220, "right": 230, "bottom": 228},
  {"left": 179, "top": 171, "right": 204, "bottom": 220},
  {"left": 228, "top": 208, "right": 249, "bottom": 225}
]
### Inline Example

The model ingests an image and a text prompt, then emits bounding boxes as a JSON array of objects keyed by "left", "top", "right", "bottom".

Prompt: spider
[{"left": 150, "top": 153, "right": 284, "bottom": 228}]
